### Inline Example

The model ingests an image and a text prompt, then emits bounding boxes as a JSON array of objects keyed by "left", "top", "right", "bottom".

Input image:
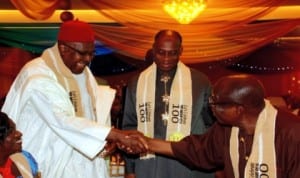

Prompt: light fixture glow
[{"left": 163, "top": 0, "right": 207, "bottom": 24}]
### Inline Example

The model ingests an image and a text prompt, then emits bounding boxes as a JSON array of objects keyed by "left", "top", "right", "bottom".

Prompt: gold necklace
[
  {"left": 239, "top": 134, "right": 254, "bottom": 161},
  {"left": 240, "top": 137, "right": 249, "bottom": 161}
]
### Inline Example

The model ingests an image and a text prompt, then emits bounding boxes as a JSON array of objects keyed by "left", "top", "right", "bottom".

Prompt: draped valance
[{"left": 5, "top": 0, "right": 300, "bottom": 63}]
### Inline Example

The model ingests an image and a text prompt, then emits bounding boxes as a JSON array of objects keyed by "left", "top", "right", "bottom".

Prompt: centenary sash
[
  {"left": 136, "top": 62, "right": 192, "bottom": 158},
  {"left": 230, "top": 100, "right": 277, "bottom": 178},
  {"left": 43, "top": 43, "right": 96, "bottom": 118}
]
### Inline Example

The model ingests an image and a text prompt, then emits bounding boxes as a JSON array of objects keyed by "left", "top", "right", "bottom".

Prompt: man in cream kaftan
[
  {"left": 2, "top": 43, "right": 116, "bottom": 178},
  {"left": 2, "top": 20, "right": 148, "bottom": 178}
]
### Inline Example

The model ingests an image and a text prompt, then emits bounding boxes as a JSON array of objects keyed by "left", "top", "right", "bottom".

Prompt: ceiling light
[{"left": 163, "top": 0, "right": 207, "bottom": 24}]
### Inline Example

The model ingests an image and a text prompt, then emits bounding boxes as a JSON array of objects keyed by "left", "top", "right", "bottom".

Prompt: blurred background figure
[{"left": 283, "top": 94, "right": 300, "bottom": 116}]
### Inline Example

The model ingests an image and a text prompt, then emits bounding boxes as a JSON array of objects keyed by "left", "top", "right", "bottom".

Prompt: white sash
[
  {"left": 136, "top": 62, "right": 192, "bottom": 158},
  {"left": 230, "top": 100, "right": 277, "bottom": 178}
]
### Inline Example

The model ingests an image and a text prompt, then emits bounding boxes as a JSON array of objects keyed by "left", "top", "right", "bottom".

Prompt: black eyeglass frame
[
  {"left": 208, "top": 96, "right": 243, "bottom": 107},
  {"left": 62, "top": 42, "right": 95, "bottom": 58}
]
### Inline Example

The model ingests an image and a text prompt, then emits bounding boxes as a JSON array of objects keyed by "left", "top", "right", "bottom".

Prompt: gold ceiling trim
[{"left": 0, "top": 6, "right": 299, "bottom": 23}]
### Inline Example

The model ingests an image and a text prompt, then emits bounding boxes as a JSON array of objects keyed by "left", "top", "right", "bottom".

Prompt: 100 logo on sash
[
  {"left": 250, "top": 163, "right": 269, "bottom": 178},
  {"left": 171, "top": 104, "right": 187, "bottom": 124},
  {"left": 139, "top": 102, "right": 151, "bottom": 122}
]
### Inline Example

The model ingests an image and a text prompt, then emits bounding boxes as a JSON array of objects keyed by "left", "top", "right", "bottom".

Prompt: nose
[
  {"left": 163, "top": 51, "right": 172, "bottom": 58},
  {"left": 82, "top": 54, "right": 94, "bottom": 63},
  {"left": 15, "top": 130, "right": 22, "bottom": 138}
]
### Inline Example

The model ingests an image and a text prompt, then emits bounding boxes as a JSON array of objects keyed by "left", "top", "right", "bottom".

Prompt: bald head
[
  {"left": 154, "top": 29, "right": 182, "bottom": 45},
  {"left": 213, "top": 75, "right": 265, "bottom": 109}
]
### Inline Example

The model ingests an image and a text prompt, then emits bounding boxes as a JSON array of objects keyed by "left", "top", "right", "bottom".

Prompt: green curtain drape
[{"left": 0, "top": 24, "right": 58, "bottom": 53}]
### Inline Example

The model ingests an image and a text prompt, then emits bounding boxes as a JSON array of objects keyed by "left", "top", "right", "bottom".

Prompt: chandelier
[{"left": 162, "top": 0, "right": 207, "bottom": 24}]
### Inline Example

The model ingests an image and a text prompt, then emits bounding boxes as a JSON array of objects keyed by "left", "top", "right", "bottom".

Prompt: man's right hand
[{"left": 106, "top": 128, "right": 148, "bottom": 154}]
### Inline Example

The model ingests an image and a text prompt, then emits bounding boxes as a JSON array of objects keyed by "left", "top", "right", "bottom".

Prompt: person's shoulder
[
  {"left": 21, "top": 57, "right": 51, "bottom": 74},
  {"left": 189, "top": 67, "right": 209, "bottom": 78},
  {"left": 21, "top": 58, "right": 56, "bottom": 83},
  {"left": 276, "top": 109, "right": 300, "bottom": 140},
  {"left": 22, "top": 150, "right": 36, "bottom": 159},
  {"left": 189, "top": 67, "right": 211, "bottom": 85},
  {"left": 127, "top": 73, "right": 140, "bottom": 86},
  {"left": 276, "top": 108, "right": 300, "bottom": 125},
  {"left": 10, "top": 151, "right": 39, "bottom": 177},
  {"left": 12, "top": 57, "right": 54, "bottom": 88}
]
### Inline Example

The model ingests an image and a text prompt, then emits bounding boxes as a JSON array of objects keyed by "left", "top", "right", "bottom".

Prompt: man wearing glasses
[
  {"left": 141, "top": 74, "right": 300, "bottom": 178},
  {"left": 2, "top": 20, "right": 147, "bottom": 178}
]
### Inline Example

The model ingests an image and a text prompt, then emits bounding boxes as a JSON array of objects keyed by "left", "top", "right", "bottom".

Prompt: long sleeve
[
  {"left": 275, "top": 110, "right": 300, "bottom": 177},
  {"left": 171, "top": 123, "right": 227, "bottom": 170},
  {"left": 122, "top": 76, "right": 139, "bottom": 174}
]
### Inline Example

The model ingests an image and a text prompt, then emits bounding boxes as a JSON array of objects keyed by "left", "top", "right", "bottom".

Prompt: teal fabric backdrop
[
  {"left": 0, "top": 23, "right": 113, "bottom": 55},
  {"left": 0, "top": 23, "right": 59, "bottom": 53}
]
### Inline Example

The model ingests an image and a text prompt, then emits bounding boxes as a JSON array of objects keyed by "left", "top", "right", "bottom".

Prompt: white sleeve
[
  {"left": 4, "top": 74, "right": 111, "bottom": 159},
  {"left": 31, "top": 91, "right": 111, "bottom": 158}
]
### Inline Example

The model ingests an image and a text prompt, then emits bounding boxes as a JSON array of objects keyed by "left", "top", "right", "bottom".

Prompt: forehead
[
  {"left": 68, "top": 42, "right": 94, "bottom": 48},
  {"left": 211, "top": 92, "right": 231, "bottom": 102},
  {"left": 212, "top": 85, "right": 233, "bottom": 101},
  {"left": 8, "top": 119, "right": 15, "bottom": 127},
  {"left": 154, "top": 36, "right": 180, "bottom": 49},
  {"left": 0, "top": 118, "right": 15, "bottom": 139}
]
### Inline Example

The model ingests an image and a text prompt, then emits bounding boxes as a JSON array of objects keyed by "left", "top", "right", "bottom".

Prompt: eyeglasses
[
  {"left": 62, "top": 43, "right": 95, "bottom": 58},
  {"left": 208, "top": 96, "right": 242, "bottom": 107}
]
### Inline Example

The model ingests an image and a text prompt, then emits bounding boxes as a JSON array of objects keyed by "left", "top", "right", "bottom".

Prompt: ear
[
  {"left": 152, "top": 43, "right": 156, "bottom": 51},
  {"left": 58, "top": 43, "right": 69, "bottom": 56},
  {"left": 58, "top": 43, "right": 66, "bottom": 51},
  {"left": 178, "top": 46, "right": 183, "bottom": 56},
  {"left": 236, "top": 105, "right": 245, "bottom": 116}
]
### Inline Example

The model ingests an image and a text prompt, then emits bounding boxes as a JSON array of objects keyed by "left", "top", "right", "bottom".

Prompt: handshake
[{"left": 101, "top": 128, "right": 151, "bottom": 157}]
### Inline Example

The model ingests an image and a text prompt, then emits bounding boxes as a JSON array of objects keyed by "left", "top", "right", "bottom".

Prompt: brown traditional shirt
[{"left": 172, "top": 108, "right": 300, "bottom": 178}]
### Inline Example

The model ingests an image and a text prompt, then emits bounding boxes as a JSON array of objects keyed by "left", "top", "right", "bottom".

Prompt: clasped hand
[
  {"left": 104, "top": 128, "right": 149, "bottom": 156},
  {"left": 116, "top": 130, "right": 149, "bottom": 154}
]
